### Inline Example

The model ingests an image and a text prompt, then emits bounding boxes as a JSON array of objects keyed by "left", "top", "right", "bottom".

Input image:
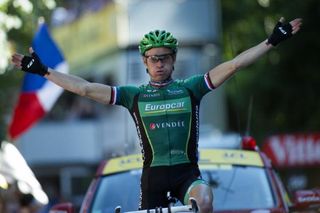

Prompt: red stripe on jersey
[
  {"left": 109, "top": 87, "right": 116, "bottom": 105},
  {"left": 204, "top": 73, "right": 215, "bottom": 90}
]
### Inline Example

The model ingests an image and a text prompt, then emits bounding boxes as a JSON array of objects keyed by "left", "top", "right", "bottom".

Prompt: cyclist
[{"left": 11, "top": 17, "right": 302, "bottom": 212}]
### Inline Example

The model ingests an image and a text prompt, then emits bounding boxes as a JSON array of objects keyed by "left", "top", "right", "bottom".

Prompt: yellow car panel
[
  {"left": 102, "top": 149, "right": 263, "bottom": 175},
  {"left": 199, "top": 149, "right": 264, "bottom": 167}
]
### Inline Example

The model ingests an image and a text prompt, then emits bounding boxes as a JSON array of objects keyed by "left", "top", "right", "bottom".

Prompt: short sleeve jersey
[{"left": 110, "top": 73, "right": 215, "bottom": 168}]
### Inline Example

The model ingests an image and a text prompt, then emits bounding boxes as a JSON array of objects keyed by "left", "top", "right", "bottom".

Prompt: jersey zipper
[{"left": 161, "top": 87, "right": 172, "bottom": 165}]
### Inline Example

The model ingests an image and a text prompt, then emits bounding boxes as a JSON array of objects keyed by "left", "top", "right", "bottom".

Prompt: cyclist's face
[{"left": 143, "top": 47, "right": 176, "bottom": 82}]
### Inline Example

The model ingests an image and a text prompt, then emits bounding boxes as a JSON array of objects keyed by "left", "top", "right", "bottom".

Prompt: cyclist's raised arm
[
  {"left": 46, "top": 69, "right": 112, "bottom": 104},
  {"left": 208, "top": 17, "right": 302, "bottom": 89},
  {"left": 208, "top": 40, "right": 272, "bottom": 88},
  {"left": 11, "top": 47, "right": 112, "bottom": 104}
]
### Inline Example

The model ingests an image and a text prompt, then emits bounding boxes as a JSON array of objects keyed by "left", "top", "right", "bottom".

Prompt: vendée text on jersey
[{"left": 149, "top": 120, "right": 185, "bottom": 130}]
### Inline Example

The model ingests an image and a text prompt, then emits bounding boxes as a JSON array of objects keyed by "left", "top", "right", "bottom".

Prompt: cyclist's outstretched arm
[
  {"left": 208, "top": 17, "right": 302, "bottom": 89},
  {"left": 11, "top": 47, "right": 112, "bottom": 104},
  {"left": 46, "top": 68, "right": 112, "bottom": 104}
]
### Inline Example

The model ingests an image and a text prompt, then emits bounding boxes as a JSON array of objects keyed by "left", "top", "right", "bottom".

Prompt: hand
[
  {"left": 11, "top": 47, "right": 49, "bottom": 76},
  {"left": 267, "top": 17, "right": 302, "bottom": 46}
]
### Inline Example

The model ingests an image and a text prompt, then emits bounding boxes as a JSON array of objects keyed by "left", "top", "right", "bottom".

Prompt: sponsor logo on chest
[
  {"left": 166, "top": 89, "right": 184, "bottom": 95},
  {"left": 143, "top": 93, "right": 161, "bottom": 98},
  {"left": 145, "top": 101, "right": 185, "bottom": 112},
  {"left": 138, "top": 97, "right": 191, "bottom": 117},
  {"left": 149, "top": 121, "right": 185, "bottom": 130}
]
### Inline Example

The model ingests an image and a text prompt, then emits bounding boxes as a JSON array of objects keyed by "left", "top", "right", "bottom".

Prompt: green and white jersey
[{"left": 110, "top": 73, "right": 215, "bottom": 167}]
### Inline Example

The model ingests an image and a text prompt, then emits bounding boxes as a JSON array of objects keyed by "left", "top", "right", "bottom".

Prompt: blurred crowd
[
  {"left": 0, "top": 141, "right": 49, "bottom": 213},
  {"left": 51, "top": 0, "right": 110, "bottom": 26}
]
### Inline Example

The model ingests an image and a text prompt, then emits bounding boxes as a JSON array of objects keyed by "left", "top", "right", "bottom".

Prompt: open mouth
[{"left": 156, "top": 70, "right": 165, "bottom": 74}]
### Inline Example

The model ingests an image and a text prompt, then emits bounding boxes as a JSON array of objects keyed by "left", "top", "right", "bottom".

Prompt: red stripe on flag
[{"left": 9, "top": 93, "right": 46, "bottom": 140}]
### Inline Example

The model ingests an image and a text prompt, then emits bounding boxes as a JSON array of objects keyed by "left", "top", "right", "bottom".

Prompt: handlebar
[
  {"left": 116, "top": 197, "right": 199, "bottom": 213},
  {"left": 120, "top": 205, "right": 193, "bottom": 213}
]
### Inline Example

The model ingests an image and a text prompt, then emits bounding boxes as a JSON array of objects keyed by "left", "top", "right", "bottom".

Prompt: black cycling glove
[
  {"left": 267, "top": 21, "right": 293, "bottom": 46},
  {"left": 21, "top": 52, "right": 49, "bottom": 76}
]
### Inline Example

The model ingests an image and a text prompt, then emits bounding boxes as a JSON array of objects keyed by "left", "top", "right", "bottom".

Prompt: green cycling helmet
[{"left": 139, "top": 30, "right": 178, "bottom": 55}]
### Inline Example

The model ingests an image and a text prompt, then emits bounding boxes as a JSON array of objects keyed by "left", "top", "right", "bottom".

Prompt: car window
[
  {"left": 273, "top": 171, "right": 292, "bottom": 208},
  {"left": 90, "top": 170, "right": 141, "bottom": 212},
  {"left": 202, "top": 165, "right": 275, "bottom": 210},
  {"left": 89, "top": 166, "right": 275, "bottom": 212}
]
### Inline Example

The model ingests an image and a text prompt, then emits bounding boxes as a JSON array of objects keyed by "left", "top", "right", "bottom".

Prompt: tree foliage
[
  {"left": 0, "top": 0, "right": 55, "bottom": 140},
  {"left": 221, "top": 0, "right": 320, "bottom": 142}
]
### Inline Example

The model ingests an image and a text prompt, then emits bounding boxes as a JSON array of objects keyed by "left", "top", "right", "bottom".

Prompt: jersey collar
[{"left": 149, "top": 77, "right": 173, "bottom": 88}]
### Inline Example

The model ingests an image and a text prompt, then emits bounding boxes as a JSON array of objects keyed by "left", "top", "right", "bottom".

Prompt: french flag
[{"left": 9, "top": 23, "right": 68, "bottom": 140}]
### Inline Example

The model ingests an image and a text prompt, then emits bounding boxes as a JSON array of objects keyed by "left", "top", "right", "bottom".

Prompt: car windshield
[
  {"left": 89, "top": 166, "right": 275, "bottom": 212},
  {"left": 90, "top": 170, "right": 141, "bottom": 213},
  {"left": 202, "top": 165, "right": 275, "bottom": 210}
]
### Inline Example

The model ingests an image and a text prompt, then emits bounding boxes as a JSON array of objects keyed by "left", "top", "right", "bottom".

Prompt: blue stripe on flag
[
  {"left": 22, "top": 23, "right": 65, "bottom": 92},
  {"left": 22, "top": 73, "right": 47, "bottom": 92},
  {"left": 32, "top": 23, "right": 64, "bottom": 69}
]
